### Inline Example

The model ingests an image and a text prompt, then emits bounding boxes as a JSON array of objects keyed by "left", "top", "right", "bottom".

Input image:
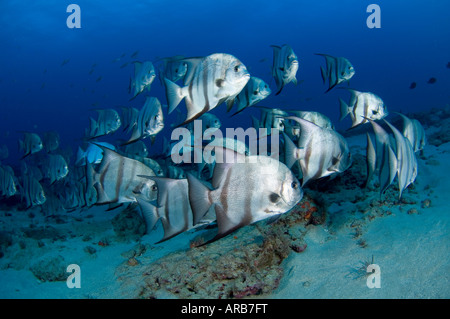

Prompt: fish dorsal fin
[
  {"left": 270, "top": 45, "right": 281, "bottom": 66},
  {"left": 367, "top": 118, "right": 390, "bottom": 148},
  {"left": 180, "top": 57, "right": 204, "bottom": 85},
  {"left": 92, "top": 143, "right": 121, "bottom": 172},
  {"left": 283, "top": 116, "right": 319, "bottom": 147},
  {"left": 394, "top": 112, "right": 412, "bottom": 133},
  {"left": 133, "top": 61, "right": 143, "bottom": 76},
  {"left": 383, "top": 119, "right": 405, "bottom": 158}
]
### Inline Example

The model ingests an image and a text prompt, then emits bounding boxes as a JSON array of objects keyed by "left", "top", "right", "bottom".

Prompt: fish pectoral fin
[{"left": 136, "top": 198, "right": 160, "bottom": 235}]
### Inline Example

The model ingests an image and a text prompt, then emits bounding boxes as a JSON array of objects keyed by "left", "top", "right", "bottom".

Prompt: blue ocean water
[{"left": 1, "top": 0, "right": 449, "bottom": 163}]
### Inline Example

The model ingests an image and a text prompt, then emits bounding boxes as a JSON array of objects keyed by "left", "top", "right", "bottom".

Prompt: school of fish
[{"left": 0, "top": 46, "right": 426, "bottom": 245}]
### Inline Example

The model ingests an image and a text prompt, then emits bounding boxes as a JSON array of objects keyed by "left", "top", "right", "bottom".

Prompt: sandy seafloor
[{"left": 0, "top": 119, "right": 449, "bottom": 299}]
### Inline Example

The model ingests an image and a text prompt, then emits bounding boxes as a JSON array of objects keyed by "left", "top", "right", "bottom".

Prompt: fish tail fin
[
  {"left": 283, "top": 133, "right": 299, "bottom": 169},
  {"left": 136, "top": 198, "right": 160, "bottom": 235},
  {"left": 186, "top": 173, "right": 213, "bottom": 223},
  {"left": 164, "top": 78, "right": 184, "bottom": 114},
  {"left": 339, "top": 98, "right": 350, "bottom": 121}
]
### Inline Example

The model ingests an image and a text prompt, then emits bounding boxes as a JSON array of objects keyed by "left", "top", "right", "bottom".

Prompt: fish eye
[
  {"left": 151, "top": 185, "right": 157, "bottom": 191},
  {"left": 234, "top": 65, "right": 240, "bottom": 72},
  {"left": 372, "top": 110, "right": 378, "bottom": 115},
  {"left": 175, "top": 69, "right": 178, "bottom": 73},
  {"left": 291, "top": 181, "right": 298, "bottom": 189},
  {"left": 253, "top": 91, "right": 258, "bottom": 95},
  {"left": 264, "top": 85, "right": 268, "bottom": 88}
]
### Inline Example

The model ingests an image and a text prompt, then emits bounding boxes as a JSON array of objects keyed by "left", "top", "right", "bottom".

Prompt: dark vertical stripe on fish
[
  {"left": 219, "top": 168, "right": 233, "bottom": 215},
  {"left": 312, "top": 148, "right": 327, "bottom": 181},
  {"left": 362, "top": 98, "right": 368, "bottom": 125},
  {"left": 243, "top": 167, "right": 254, "bottom": 225},
  {"left": 99, "top": 162, "right": 110, "bottom": 186},
  {"left": 244, "top": 83, "right": 250, "bottom": 106},
  {"left": 114, "top": 157, "right": 124, "bottom": 202},
  {"left": 303, "top": 138, "right": 313, "bottom": 176},
  {"left": 202, "top": 62, "right": 210, "bottom": 111}
]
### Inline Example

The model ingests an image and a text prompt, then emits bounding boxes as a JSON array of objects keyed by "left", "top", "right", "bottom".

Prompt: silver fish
[
  {"left": 186, "top": 147, "right": 303, "bottom": 243},
  {"left": 229, "top": 76, "right": 271, "bottom": 116},
  {"left": 59, "top": 180, "right": 86, "bottom": 211},
  {"left": 271, "top": 44, "right": 299, "bottom": 95},
  {"left": 86, "top": 109, "right": 121, "bottom": 138},
  {"left": 164, "top": 53, "right": 250, "bottom": 125},
  {"left": 159, "top": 55, "right": 188, "bottom": 83},
  {"left": 254, "top": 107, "right": 288, "bottom": 132},
  {"left": 21, "top": 174, "right": 46, "bottom": 208},
  {"left": 384, "top": 120, "right": 418, "bottom": 199},
  {"left": 43, "top": 131, "right": 60, "bottom": 152},
  {"left": 395, "top": 113, "right": 426, "bottom": 153},
  {"left": 86, "top": 145, "right": 157, "bottom": 205},
  {"left": 339, "top": 89, "right": 388, "bottom": 128},
  {"left": 41, "top": 154, "right": 69, "bottom": 184},
  {"left": 366, "top": 119, "right": 398, "bottom": 195},
  {"left": 283, "top": 116, "right": 352, "bottom": 186},
  {"left": 184, "top": 113, "right": 222, "bottom": 137},
  {"left": 124, "top": 97, "right": 164, "bottom": 145},
  {"left": 288, "top": 110, "right": 334, "bottom": 130},
  {"left": 0, "top": 166, "right": 16, "bottom": 197},
  {"left": 136, "top": 177, "right": 199, "bottom": 242},
  {"left": 129, "top": 61, "right": 156, "bottom": 100},
  {"left": 315, "top": 53, "right": 355, "bottom": 92},
  {"left": 19, "top": 132, "right": 43, "bottom": 158}
]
